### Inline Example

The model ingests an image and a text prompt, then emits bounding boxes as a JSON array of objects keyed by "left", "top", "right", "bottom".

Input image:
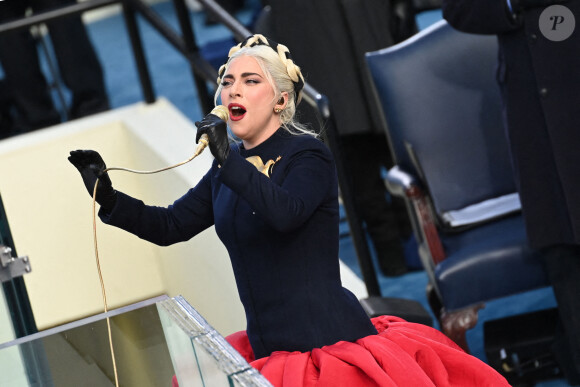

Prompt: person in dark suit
[
  {"left": 442, "top": 0, "right": 580, "bottom": 383},
  {"left": 265, "top": 0, "right": 416, "bottom": 276},
  {"left": 0, "top": 0, "right": 109, "bottom": 137}
]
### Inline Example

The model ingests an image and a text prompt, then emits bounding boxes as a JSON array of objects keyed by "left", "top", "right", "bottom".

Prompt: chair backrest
[{"left": 365, "top": 20, "right": 516, "bottom": 217}]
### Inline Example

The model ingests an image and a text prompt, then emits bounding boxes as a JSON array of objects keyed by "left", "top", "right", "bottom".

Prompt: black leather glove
[
  {"left": 68, "top": 150, "right": 117, "bottom": 212},
  {"left": 512, "top": 0, "right": 568, "bottom": 11},
  {"left": 195, "top": 112, "right": 230, "bottom": 165}
]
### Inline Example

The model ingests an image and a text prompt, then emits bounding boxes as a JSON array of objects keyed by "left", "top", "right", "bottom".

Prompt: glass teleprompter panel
[
  {"left": 0, "top": 296, "right": 175, "bottom": 386},
  {"left": 0, "top": 295, "right": 272, "bottom": 387}
]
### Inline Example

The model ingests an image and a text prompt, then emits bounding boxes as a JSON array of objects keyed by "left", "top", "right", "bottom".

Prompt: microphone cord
[{"left": 90, "top": 134, "right": 209, "bottom": 387}]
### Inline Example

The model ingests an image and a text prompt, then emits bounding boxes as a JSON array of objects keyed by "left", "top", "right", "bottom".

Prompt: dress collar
[{"left": 239, "top": 127, "right": 288, "bottom": 158}]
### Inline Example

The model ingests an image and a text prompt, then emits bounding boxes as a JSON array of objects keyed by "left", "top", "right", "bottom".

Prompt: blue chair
[{"left": 364, "top": 20, "right": 550, "bottom": 351}]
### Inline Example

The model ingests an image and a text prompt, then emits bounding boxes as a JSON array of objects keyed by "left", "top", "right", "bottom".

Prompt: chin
[
  {"left": 230, "top": 125, "right": 249, "bottom": 140},
  {"left": 230, "top": 129, "right": 245, "bottom": 140}
]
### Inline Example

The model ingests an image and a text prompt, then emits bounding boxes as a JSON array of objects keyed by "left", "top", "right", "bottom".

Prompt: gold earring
[{"left": 275, "top": 107, "right": 282, "bottom": 113}]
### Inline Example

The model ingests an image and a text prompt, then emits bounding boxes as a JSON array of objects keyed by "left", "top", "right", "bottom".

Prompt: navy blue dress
[{"left": 100, "top": 128, "right": 377, "bottom": 359}]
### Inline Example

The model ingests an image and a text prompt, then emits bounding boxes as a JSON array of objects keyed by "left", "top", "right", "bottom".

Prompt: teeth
[{"left": 232, "top": 106, "right": 242, "bottom": 111}]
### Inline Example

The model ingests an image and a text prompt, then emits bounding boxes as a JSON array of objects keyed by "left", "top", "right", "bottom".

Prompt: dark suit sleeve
[
  {"left": 99, "top": 171, "right": 215, "bottom": 246},
  {"left": 442, "top": 0, "right": 522, "bottom": 34}
]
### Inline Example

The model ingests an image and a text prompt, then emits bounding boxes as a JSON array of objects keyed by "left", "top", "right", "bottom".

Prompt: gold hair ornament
[{"left": 217, "top": 34, "right": 305, "bottom": 104}]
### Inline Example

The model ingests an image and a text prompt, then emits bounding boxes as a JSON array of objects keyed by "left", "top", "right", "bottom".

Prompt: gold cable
[
  {"left": 104, "top": 133, "right": 209, "bottom": 175},
  {"left": 90, "top": 134, "right": 210, "bottom": 387},
  {"left": 92, "top": 179, "right": 119, "bottom": 387}
]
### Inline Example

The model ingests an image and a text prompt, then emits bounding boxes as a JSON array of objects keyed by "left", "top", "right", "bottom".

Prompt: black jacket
[
  {"left": 267, "top": 0, "right": 416, "bottom": 136},
  {"left": 443, "top": 0, "right": 580, "bottom": 249}
]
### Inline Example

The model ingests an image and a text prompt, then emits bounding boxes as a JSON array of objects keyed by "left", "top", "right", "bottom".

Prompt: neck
[{"left": 243, "top": 123, "right": 280, "bottom": 149}]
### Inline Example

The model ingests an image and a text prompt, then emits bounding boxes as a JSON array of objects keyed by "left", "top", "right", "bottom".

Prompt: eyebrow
[{"left": 223, "top": 72, "right": 263, "bottom": 79}]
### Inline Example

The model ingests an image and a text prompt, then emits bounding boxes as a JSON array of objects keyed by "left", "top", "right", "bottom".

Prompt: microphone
[{"left": 195, "top": 105, "right": 229, "bottom": 156}]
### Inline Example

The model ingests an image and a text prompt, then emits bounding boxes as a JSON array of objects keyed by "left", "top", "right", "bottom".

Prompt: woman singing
[{"left": 69, "top": 34, "right": 508, "bottom": 386}]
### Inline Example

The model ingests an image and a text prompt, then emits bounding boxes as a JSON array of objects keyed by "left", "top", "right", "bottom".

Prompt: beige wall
[{"left": 0, "top": 99, "right": 245, "bottom": 336}]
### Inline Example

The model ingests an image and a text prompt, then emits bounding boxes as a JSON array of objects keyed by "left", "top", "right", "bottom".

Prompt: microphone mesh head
[{"left": 211, "top": 105, "right": 229, "bottom": 121}]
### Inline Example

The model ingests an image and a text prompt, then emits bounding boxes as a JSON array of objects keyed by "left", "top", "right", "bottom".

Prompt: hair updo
[{"left": 215, "top": 34, "right": 315, "bottom": 137}]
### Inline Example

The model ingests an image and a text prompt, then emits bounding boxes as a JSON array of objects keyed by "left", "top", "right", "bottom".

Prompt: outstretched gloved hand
[
  {"left": 68, "top": 150, "right": 117, "bottom": 212},
  {"left": 195, "top": 112, "right": 230, "bottom": 165}
]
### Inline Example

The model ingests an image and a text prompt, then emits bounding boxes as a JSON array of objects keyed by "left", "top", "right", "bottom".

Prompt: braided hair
[{"left": 215, "top": 34, "right": 315, "bottom": 137}]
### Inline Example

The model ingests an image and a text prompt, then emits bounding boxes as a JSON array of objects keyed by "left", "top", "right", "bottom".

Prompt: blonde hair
[{"left": 215, "top": 36, "right": 316, "bottom": 137}]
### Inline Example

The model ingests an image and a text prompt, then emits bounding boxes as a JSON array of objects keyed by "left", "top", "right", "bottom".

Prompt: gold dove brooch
[{"left": 245, "top": 155, "right": 282, "bottom": 177}]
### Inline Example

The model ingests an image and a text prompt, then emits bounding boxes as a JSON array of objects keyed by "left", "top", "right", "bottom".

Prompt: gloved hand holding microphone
[{"left": 195, "top": 105, "right": 230, "bottom": 165}]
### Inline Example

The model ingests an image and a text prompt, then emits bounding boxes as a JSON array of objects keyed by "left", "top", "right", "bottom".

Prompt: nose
[{"left": 229, "top": 80, "right": 242, "bottom": 98}]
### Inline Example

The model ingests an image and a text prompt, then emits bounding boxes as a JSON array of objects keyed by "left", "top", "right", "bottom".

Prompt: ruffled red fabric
[{"left": 226, "top": 316, "right": 510, "bottom": 387}]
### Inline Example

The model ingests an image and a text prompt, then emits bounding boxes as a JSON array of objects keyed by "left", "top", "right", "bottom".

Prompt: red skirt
[{"left": 225, "top": 316, "right": 510, "bottom": 387}]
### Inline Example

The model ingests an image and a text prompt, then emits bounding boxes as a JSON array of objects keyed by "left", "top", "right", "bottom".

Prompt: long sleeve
[
  {"left": 442, "top": 0, "right": 522, "bottom": 34},
  {"left": 99, "top": 171, "right": 215, "bottom": 246}
]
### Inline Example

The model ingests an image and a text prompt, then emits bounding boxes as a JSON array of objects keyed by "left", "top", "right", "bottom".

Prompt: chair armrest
[
  {"left": 386, "top": 166, "right": 446, "bottom": 264},
  {"left": 385, "top": 165, "right": 416, "bottom": 197}
]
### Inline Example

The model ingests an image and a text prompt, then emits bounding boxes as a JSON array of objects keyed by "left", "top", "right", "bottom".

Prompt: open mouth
[{"left": 230, "top": 105, "right": 246, "bottom": 121}]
